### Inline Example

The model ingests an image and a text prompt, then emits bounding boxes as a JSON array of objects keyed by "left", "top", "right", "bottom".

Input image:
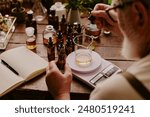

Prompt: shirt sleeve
[{"left": 89, "top": 74, "right": 143, "bottom": 100}]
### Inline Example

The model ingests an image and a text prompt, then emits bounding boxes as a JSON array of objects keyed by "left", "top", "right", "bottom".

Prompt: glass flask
[{"left": 32, "top": 0, "right": 47, "bottom": 22}]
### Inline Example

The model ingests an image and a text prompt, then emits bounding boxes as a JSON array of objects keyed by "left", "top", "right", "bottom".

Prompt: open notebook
[
  {"left": 0, "top": 46, "right": 48, "bottom": 97},
  {"left": 66, "top": 51, "right": 122, "bottom": 88}
]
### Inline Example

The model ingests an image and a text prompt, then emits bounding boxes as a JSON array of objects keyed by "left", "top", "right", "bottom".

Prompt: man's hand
[
  {"left": 92, "top": 3, "right": 115, "bottom": 28},
  {"left": 45, "top": 61, "right": 72, "bottom": 100},
  {"left": 91, "top": 3, "right": 122, "bottom": 36}
]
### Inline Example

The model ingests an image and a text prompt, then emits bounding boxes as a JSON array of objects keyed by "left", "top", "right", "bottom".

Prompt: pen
[{"left": 1, "top": 60, "right": 19, "bottom": 75}]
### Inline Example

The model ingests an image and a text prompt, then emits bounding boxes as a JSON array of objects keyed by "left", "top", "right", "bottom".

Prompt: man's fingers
[
  {"left": 91, "top": 10, "right": 115, "bottom": 26},
  {"left": 47, "top": 60, "right": 59, "bottom": 72},
  {"left": 91, "top": 10, "right": 106, "bottom": 18},
  {"left": 93, "top": 3, "right": 110, "bottom": 10},
  {"left": 64, "top": 63, "right": 72, "bottom": 78}
]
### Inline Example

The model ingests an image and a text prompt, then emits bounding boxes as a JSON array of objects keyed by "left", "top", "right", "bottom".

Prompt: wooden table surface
[{"left": 0, "top": 18, "right": 134, "bottom": 100}]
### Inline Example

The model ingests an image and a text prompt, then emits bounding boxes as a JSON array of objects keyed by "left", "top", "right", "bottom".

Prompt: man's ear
[{"left": 132, "top": 1, "right": 148, "bottom": 29}]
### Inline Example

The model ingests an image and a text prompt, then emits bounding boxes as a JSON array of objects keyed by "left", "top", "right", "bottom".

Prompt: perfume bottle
[
  {"left": 60, "top": 14, "right": 67, "bottom": 35},
  {"left": 43, "top": 25, "right": 56, "bottom": 45},
  {"left": 56, "top": 30, "right": 64, "bottom": 50},
  {"left": 25, "top": 27, "right": 36, "bottom": 50},
  {"left": 57, "top": 44, "right": 66, "bottom": 71},
  {"left": 26, "top": 10, "right": 37, "bottom": 35},
  {"left": 47, "top": 37, "right": 55, "bottom": 62},
  {"left": 65, "top": 35, "right": 74, "bottom": 55},
  {"left": 48, "top": 9, "right": 55, "bottom": 25}
]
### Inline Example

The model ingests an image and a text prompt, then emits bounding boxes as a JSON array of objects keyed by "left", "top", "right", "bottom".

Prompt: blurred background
[{"left": 0, "top": 0, "right": 110, "bottom": 16}]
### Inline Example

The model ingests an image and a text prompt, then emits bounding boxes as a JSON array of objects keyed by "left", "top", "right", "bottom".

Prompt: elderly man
[{"left": 45, "top": 0, "right": 150, "bottom": 100}]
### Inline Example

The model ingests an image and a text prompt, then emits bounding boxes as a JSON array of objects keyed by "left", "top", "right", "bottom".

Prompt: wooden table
[{"left": 0, "top": 18, "right": 134, "bottom": 100}]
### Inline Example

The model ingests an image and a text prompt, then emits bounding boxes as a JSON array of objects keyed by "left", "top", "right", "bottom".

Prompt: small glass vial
[
  {"left": 56, "top": 30, "right": 63, "bottom": 43},
  {"left": 57, "top": 46, "right": 66, "bottom": 71},
  {"left": 26, "top": 10, "right": 37, "bottom": 35},
  {"left": 54, "top": 15, "right": 59, "bottom": 31},
  {"left": 60, "top": 14, "right": 67, "bottom": 35},
  {"left": 47, "top": 37, "right": 55, "bottom": 62},
  {"left": 25, "top": 27, "right": 36, "bottom": 50},
  {"left": 65, "top": 35, "right": 74, "bottom": 55},
  {"left": 67, "top": 24, "right": 73, "bottom": 36},
  {"left": 43, "top": 25, "right": 56, "bottom": 45},
  {"left": 48, "top": 10, "right": 56, "bottom": 26}
]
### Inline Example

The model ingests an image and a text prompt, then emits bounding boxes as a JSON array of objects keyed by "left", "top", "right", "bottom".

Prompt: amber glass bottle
[
  {"left": 47, "top": 37, "right": 55, "bottom": 62},
  {"left": 57, "top": 45, "right": 66, "bottom": 71},
  {"left": 65, "top": 35, "right": 74, "bottom": 55},
  {"left": 60, "top": 14, "right": 67, "bottom": 35}
]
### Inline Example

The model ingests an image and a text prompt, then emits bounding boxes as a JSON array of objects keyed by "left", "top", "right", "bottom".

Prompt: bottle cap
[
  {"left": 27, "top": 10, "right": 33, "bottom": 15},
  {"left": 25, "top": 27, "right": 35, "bottom": 36},
  {"left": 46, "top": 25, "right": 53, "bottom": 30}
]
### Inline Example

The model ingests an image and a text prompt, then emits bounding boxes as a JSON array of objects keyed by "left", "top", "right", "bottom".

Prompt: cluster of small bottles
[
  {"left": 45, "top": 10, "right": 82, "bottom": 71},
  {"left": 25, "top": 9, "right": 82, "bottom": 71}
]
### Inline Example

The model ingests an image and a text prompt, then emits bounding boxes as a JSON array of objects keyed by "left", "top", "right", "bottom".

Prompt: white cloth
[{"left": 90, "top": 54, "right": 150, "bottom": 100}]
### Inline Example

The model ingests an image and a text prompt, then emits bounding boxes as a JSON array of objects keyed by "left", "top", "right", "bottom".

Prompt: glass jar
[{"left": 43, "top": 25, "right": 56, "bottom": 45}]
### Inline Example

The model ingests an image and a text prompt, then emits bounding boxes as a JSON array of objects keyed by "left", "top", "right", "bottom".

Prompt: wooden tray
[{"left": 0, "top": 16, "right": 16, "bottom": 49}]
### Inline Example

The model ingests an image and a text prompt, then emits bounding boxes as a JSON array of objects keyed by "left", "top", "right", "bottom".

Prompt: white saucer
[{"left": 66, "top": 51, "right": 102, "bottom": 73}]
